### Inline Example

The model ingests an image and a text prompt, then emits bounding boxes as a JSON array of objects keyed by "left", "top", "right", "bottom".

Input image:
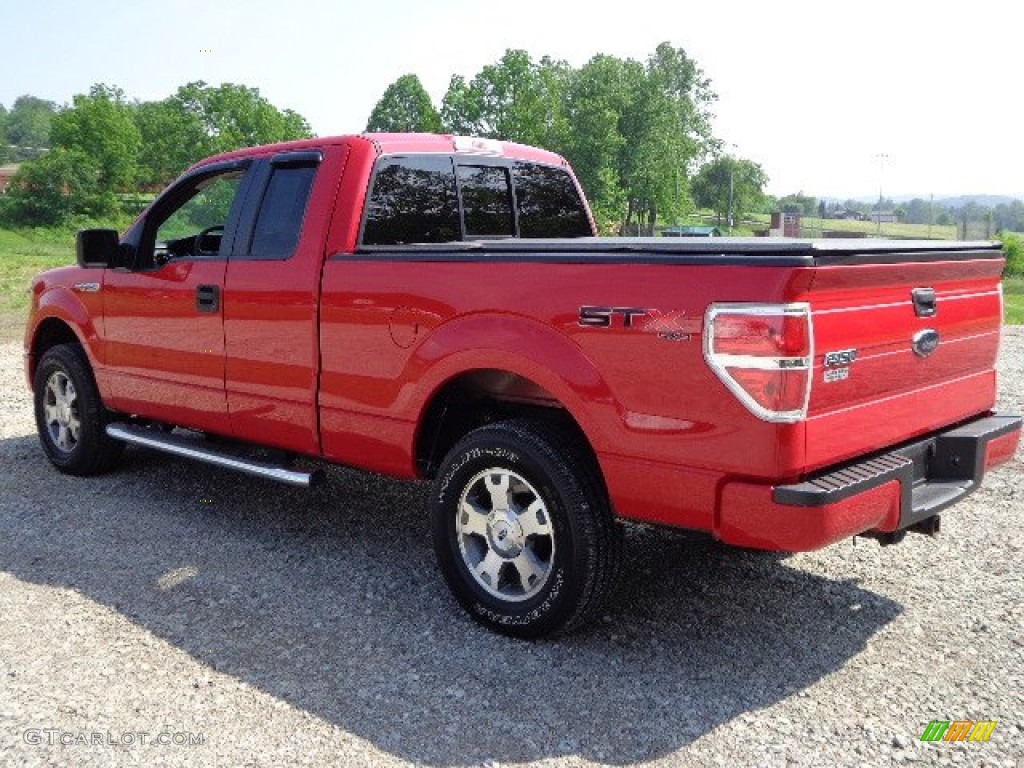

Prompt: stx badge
[{"left": 578, "top": 306, "right": 700, "bottom": 341}]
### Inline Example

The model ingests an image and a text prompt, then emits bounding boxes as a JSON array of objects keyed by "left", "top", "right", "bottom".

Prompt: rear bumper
[{"left": 716, "top": 412, "right": 1022, "bottom": 551}]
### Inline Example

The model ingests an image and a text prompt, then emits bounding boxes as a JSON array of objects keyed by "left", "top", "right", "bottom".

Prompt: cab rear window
[{"left": 361, "top": 155, "right": 591, "bottom": 245}]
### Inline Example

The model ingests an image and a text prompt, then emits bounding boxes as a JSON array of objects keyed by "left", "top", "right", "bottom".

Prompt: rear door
[
  {"left": 222, "top": 146, "right": 344, "bottom": 455},
  {"left": 802, "top": 246, "right": 1005, "bottom": 470}
]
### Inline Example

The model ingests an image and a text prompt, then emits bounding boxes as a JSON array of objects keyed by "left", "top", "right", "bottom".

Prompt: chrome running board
[{"left": 105, "top": 423, "right": 322, "bottom": 488}]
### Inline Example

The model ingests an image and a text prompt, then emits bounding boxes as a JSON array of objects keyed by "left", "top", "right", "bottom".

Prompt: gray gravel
[{"left": 1, "top": 330, "right": 1022, "bottom": 768}]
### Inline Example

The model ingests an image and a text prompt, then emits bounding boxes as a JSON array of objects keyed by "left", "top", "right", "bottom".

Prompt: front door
[{"left": 102, "top": 162, "right": 252, "bottom": 435}]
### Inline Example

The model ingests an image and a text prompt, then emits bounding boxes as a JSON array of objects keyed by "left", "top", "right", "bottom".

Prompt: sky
[{"left": 3, "top": 0, "right": 1022, "bottom": 199}]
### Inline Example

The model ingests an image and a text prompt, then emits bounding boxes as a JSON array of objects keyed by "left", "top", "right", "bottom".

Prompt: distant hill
[{"left": 824, "top": 194, "right": 1023, "bottom": 207}]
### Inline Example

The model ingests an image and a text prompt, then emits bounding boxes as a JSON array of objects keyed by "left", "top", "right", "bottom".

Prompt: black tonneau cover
[{"left": 347, "top": 238, "right": 1002, "bottom": 267}]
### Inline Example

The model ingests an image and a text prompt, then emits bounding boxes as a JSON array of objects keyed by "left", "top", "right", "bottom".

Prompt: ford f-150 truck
[{"left": 25, "top": 133, "right": 1021, "bottom": 638}]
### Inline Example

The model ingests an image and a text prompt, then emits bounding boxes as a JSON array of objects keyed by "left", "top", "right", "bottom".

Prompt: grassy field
[
  {"left": 0, "top": 228, "right": 75, "bottom": 342},
  {"left": 1005, "top": 277, "right": 1024, "bottom": 324}
]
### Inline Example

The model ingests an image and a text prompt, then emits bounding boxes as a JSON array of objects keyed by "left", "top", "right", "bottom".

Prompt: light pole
[{"left": 874, "top": 152, "right": 889, "bottom": 235}]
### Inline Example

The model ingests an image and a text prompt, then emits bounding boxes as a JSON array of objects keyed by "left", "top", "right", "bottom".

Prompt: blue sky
[{"left": 4, "top": 0, "right": 1021, "bottom": 198}]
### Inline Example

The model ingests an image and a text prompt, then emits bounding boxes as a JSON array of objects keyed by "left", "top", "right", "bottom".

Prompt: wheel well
[
  {"left": 415, "top": 369, "right": 596, "bottom": 478},
  {"left": 29, "top": 319, "right": 81, "bottom": 379}
]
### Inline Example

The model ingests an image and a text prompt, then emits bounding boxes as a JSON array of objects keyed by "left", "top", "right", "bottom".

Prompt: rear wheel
[
  {"left": 33, "top": 343, "right": 123, "bottom": 475},
  {"left": 432, "top": 419, "right": 620, "bottom": 639}
]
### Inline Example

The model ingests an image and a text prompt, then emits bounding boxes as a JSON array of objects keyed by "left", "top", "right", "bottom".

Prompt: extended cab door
[
  {"left": 221, "top": 147, "right": 344, "bottom": 455},
  {"left": 102, "top": 160, "right": 253, "bottom": 435}
]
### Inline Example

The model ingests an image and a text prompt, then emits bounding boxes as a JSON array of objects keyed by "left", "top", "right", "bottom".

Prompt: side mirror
[{"left": 76, "top": 229, "right": 120, "bottom": 268}]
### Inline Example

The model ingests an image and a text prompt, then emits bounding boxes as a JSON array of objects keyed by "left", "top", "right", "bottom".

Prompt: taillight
[{"left": 704, "top": 303, "right": 813, "bottom": 423}]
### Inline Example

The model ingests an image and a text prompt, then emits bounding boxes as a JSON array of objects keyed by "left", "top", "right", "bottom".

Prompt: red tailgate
[{"left": 801, "top": 254, "right": 1005, "bottom": 472}]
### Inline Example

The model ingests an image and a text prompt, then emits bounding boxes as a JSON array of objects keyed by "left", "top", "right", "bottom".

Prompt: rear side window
[
  {"left": 458, "top": 165, "right": 514, "bottom": 237},
  {"left": 363, "top": 156, "right": 460, "bottom": 245},
  {"left": 249, "top": 165, "right": 317, "bottom": 259},
  {"left": 512, "top": 163, "right": 591, "bottom": 238}
]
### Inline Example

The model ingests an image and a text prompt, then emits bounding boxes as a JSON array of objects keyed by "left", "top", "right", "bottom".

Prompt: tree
[
  {"left": 691, "top": 155, "right": 768, "bottom": 228},
  {"left": 0, "top": 105, "right": 8, "bottom": 164},
  {"left": 50, "top": 84, "right": 141, "bottom": 189},
  {"left": 5, "top": 95, "right": 56, "bottom": 159},
  {"left": 0, "top": 147, "right": 103, "bottom": 225},
  {"left": 777, "top": 192, "right": 817, "bottom": 216},
  {"left": 133, "top": 99, "right": 208, "bottom": 188},
  {"left": 168, "top": 81, "right": 313, "bottom": 157},
  {"left": 366, "top": 74, "right": 441, "bottom": 133},
  {"left": 440, "top": 50, "right": 571, "bottom": 150}
]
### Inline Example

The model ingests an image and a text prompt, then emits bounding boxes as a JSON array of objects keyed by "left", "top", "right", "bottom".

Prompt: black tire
[
  {"left": 432, "top": 419, "right": 620, "bottom": 639},
  {"left": 33, "top": 343, "right": 124, "bottom": 476}
]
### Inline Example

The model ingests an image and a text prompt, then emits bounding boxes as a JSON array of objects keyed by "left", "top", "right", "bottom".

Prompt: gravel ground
[{"left": 0, "top": 330, "right": 1021, "bottom": 768}]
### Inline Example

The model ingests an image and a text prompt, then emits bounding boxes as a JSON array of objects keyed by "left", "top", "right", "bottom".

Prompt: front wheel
[
  {"left": 33, "top": 343, "right": 123, "bottom": 476},
  {"left": 432, "top": 419, "right": 620, "bottom": 639}
]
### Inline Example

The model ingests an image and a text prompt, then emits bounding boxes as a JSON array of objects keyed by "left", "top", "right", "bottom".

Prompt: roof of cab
[{"left": 191, "top": 133, "right": 568, "bottom": 173}]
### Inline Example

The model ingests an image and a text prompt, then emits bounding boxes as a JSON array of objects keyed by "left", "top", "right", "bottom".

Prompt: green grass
[
  {"left": 1005, "top": 277, "right": 1024, "bottom": 325},
  {"left": 0, "top": 228, "right": 75, "bottom": 342}
]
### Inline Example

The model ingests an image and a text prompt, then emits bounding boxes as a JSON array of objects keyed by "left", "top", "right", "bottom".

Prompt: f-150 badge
[{"left": 823, "top": 347, "right": 857, "bottom": 383}]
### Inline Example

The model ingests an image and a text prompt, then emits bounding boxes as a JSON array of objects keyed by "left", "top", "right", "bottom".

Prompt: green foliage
[
  {"left": 0, "top": 105, "right": 8, "bottom": 164},
  {"left": 691, "top": 156, "right": 768, "bottom": 228},
  {"left": 133, "top": 100, "right": 208, "bottom": 188},
  {"left": 51, "top": 84, "right": 141, "bottom": 189},
  {"left": 1003, "top": 277, "right": 1023, "bottom": 324},
  {"left": 777, "top": 192, "right": 817, "bottom": 216},
  {"left": 169, "top": 81, "right": 313, "bottom": 157},
  {"left": 997, "top": 231, "right": 1023, "bottom": 276},
  {"left": 1, "top": 82, "right": 313, "bottom": 227},
  {"left": 4, "top": 95, "right": 56, "bottom": 159},
  {"left": 0, "top": 148, "right": 113, "bottom": 226},
  {"left": 366, "top": 74, "right": 441, "bottom": 133},
  {"left": 432, "top": 43, "right": 717, "bottom": 232},
  {"left": 441, "top": 51, "right": 571, "bottom": 149}
]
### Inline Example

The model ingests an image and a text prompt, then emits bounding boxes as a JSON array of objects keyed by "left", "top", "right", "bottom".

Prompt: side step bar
[{"left": 106, "top": 423, "right": 322, "bottom": 488}]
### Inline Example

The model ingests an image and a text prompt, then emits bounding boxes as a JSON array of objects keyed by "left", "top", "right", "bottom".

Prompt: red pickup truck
[{"left": 25, "top": 133, "right": 1021, "bottom": 637}]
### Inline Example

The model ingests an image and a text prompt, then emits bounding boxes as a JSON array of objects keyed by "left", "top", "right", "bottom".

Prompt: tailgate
[{"left": 801, "top": 247, "right": 1005, "bottom": 471}]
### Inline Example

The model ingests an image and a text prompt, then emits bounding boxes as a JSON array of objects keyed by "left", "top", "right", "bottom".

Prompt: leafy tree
[
  {"left": 169, "top": 81, "right": 313, "bottom": 157},
  {"left": 691, "top": 155, "right": 768, "bottom": 228},
  {"left": 5, "top": 95, "right": 56, "bottom": 159},
  {"left": 133, "top": 99, "right": 209, "bottom": 188},
  {"left": 561, "top": 55, "right": 633, "bottom": 227},
  {"left": 0, "top": 105, "right": 8, "bottom": 164},
  {"left": 993, "top": 199, "right": 1024, "bottom": 232},
  {"left": 777, "top": 192, "right": 817, "bottom": 216},
  {"left": 440, "top": 50, "right": 571, "bottom": 150},
  {"left": 0, "top": 147, "right": 106, "bottom": 225},
  {"left": 997, "top": 231, "right": 1022, "bottom": 276},
  {"left": 50, "top": 84, "right": 141, "bottom": 189},
  {"left": 366, "top": 74, "right": 441, "bottom": 133}
]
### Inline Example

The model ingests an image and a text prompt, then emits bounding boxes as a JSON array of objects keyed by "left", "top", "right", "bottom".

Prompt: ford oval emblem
[{"left": 912, "top": 329, "right": 940, "bottom": 357}]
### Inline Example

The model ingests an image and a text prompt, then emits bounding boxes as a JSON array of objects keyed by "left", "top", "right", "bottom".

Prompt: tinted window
[
  {"left": 512, "top": 163, "right": 591, "bottom": 237},
  {"left": 458, "top": 165, "right": 514, "bottom": 237},
  {"left": 248, "top": 165, "right": 317, "bottom": 259},
  {"left": 363, "top": 156, "right": 460, "bottom": 245}
]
